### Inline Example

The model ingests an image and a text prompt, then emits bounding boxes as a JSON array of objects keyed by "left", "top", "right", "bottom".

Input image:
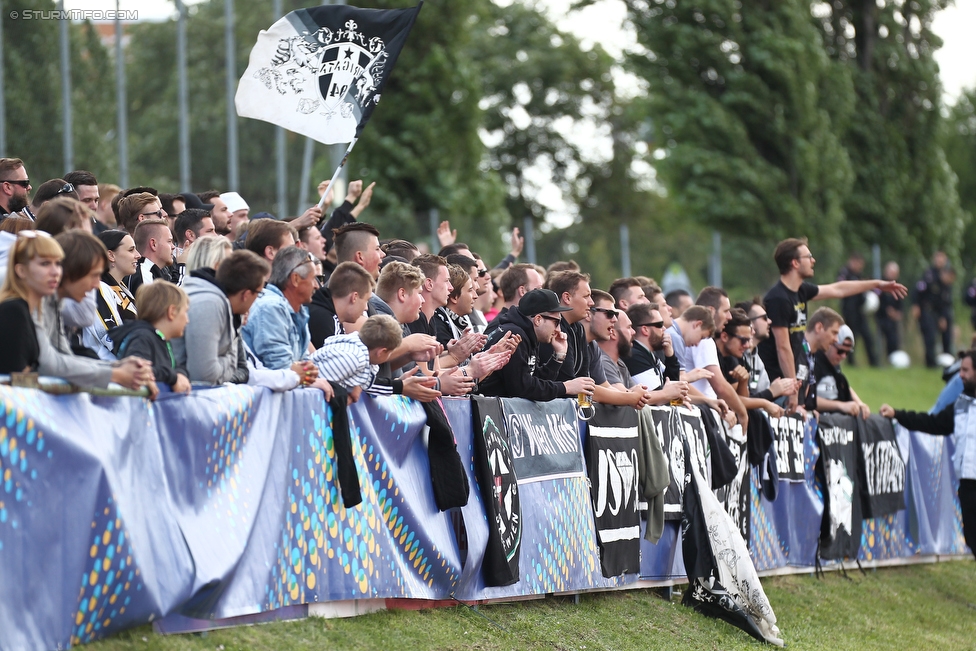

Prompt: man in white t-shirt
[{"left": 688, "top": 286, "right": 748, "bottom": 429}]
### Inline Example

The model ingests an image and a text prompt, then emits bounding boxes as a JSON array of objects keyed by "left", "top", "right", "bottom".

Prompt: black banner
[
  {"left": 650, "top": 406, "right": 710, "bottom": 520},
  {"left": 714, "top": 415, "right": 750, "bottom": 543},
  {"left": 769, "top": 414, "right": 805, "bottom": 482},
  {"left": 588, "top": 404, "right": 641, "bottom": 577},
  {"left": 471, "top": 397, "right": 522, "bottom": 586},
  {"left": 500, "top": 398, "right": 584, "bottom": 481},
  {"left": 857, "top": 415, "right": 906, "bottom": 518},
  {"left": 817, "top": 414, "right": 862, "bottom": 560}
]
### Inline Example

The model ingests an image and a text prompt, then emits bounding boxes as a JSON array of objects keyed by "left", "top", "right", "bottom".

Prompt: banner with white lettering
[
  {"left": 817, "top": 414, "right": 862, "bottom": 560},
  {"left": 471, "top": 397, "right": 521, "bottom": 587},
  {"left": 500, "top": 398, "right": 585, "bottom": 482},
  {"left": 714, "top": 415, "right": 750, "bottom": 543},
  {"left": 649, "top": 406, "right": 710, "bottom": 520},
  {"left": 588, "top": 404, "right": 641, "bottom": 577},
  {"left": 769, "top": 415, "right": 805, "bottom": 482},
  {"left": 856, "top": 415, "right": 906, "bottom": 518}
]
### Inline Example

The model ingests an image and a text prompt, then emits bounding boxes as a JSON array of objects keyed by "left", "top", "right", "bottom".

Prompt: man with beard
[
  {"left": 600, "top": 302, "right": 687, "bottom": 406},
  {"left": 583, "top": 290, "right": 646, "bottom": 408},
  {"left": 0, "top": 158, "right": 32, "bottom": 221},
  {"left": 881, "top": 349, "right": 976, "bottom": 559},
  {"left": 759, "top": 237, "right": 907, "bottom": 413},
  {"left": 197, "top": 190, "right": 233, "bottom": 239},
  {"left": 478, "top": 289, "right": 595, "bottom": 401},
  {"left": 624, "top": 302, "right": 679, "bottom": 387},
  {"left": 736, "top": 299, "right": 798, "bottom": 405}
]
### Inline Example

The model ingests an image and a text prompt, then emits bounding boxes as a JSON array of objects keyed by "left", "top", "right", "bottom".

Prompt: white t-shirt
[{"left": 690, "top": 337, "right": 720, "bottom": 399}]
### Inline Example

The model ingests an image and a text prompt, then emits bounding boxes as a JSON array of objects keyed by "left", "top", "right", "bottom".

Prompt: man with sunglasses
[
  {"left": 0, "top": 158, "right": 33, "bottom": 221},
  {"left": 624, "top": 302, "right": 679, "bottom": 387},
  {"left": 478, "top": 289, "right": 595, "bottom": 402},
  {"left": 716, "top": 308, "right": 784, "bottom": 418},
  {"left": 814, "top": 325, "right": 870, "bottom": 418},
  {"left": 735, "top": 299, "right": 799, "bottom": 405}
]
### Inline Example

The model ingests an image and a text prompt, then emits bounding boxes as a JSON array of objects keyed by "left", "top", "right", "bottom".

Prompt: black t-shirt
[{"left": 758, "top": 280, "right": 819, "bottom": 380}]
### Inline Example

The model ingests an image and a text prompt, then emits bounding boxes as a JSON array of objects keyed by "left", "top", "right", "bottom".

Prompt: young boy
[
  {"left": 110, "top": 281, "right": 192, "bottom": 393},
  {"left": 309, "top": 314, "right": 402, "bottom": 402}
]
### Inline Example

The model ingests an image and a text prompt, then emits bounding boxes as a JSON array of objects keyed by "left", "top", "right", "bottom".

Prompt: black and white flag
[
  {"left": 588, "top": 404, "right": 641, "bottom": 577},
  {"left": 236, "top": 3, "right": 422, "bottom": 144},
  {"left": 471, "top": 396, "right": 521, "bottom": 587},
  {"left": 817, "top": 414, "right": 862, "bottom": 560},
  {"left": 857, "top": 415, "right": 906, "bottom": 518}
]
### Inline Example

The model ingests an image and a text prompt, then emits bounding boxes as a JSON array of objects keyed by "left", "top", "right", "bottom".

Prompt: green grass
[
  {"left": 842, "top": 364, "right": 946, "bottom": 413},
  {"left": 89, "top": 561, "right": 976, "bottom": 651}
]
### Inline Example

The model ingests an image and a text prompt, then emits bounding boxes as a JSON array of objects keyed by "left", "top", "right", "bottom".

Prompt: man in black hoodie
[
  {"left": 478, "top": 289, "right": 595, "bottom": 402},
  {"left": 308, "top": 261, "right": 374, "bottom": 347},
  {"left": 881, "top": 349, "right": 976, "bottom": 558}
]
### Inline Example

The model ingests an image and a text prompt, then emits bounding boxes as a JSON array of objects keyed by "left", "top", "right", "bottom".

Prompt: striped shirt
[{"left": 309, "top": 333, "right": 378, "bottom": 391}]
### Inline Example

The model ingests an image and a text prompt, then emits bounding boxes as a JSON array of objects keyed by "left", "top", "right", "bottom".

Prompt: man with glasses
[
  {"left": 624, "top": 302, "right": 678, "bottom": 387},
  {"left": 0, "top": 157, "right": 32, "bottom": 220},
  {"left": 759, "top": 237, "right": 907, "bottom": 414},
  {"left": 118, "top": 192, "right": 165, "bottom": 235},
  {"left": 735, "top": 299, "right": 798, "bottom": 405},
  {"left": 716, "top": 308, "right": 783, "bottom": 418},
  {"left": 478, "top": 288, "right": 595, "bottom": 401},
  {"left": 814, "top": 324, "right": 870, "bottom": 417}
]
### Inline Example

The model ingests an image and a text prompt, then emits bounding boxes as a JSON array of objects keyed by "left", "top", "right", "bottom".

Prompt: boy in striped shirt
[{"left": 310, "top": 314, "right": 403, "bottom": 402}]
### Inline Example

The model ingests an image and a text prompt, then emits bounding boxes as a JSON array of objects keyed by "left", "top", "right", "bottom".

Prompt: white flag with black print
[{"left": 236, "top": 3, "right": 422, "bottom": 144}]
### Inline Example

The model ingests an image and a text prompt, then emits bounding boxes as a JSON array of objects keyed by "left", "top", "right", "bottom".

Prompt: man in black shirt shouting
[{"left": 758, "top": 237, "right": 907, "bottom": 413}]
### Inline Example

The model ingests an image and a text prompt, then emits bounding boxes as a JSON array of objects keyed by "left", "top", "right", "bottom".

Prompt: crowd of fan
[{"left": 0, "top": 156, "right": 911, "bottom": 420}]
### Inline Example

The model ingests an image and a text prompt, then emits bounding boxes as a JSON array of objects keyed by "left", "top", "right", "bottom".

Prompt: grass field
[
  {"left": 86, "top": 365, "right": 961, "bottom": 651},
  {"left": 90, "top": 561, "right": 976, "bottom": 651}
]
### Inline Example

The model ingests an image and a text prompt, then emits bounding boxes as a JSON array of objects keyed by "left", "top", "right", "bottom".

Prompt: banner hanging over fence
[{"left": 0, "top": 386, "right": 969, "bottom": 651}]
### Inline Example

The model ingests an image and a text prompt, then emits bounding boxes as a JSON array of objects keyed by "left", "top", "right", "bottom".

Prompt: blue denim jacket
[{"left": 241, "top": 284, "right": 310, "bottom": 370}]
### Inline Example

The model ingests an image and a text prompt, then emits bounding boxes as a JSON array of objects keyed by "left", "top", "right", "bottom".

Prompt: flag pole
[{"left": 316, "top": 138, "right": 358, "bottom": 210}]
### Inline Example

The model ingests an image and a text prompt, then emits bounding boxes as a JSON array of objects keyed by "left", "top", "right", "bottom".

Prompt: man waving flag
[{"left": 236, "top": 3, "right": 422, "bottom": 145}]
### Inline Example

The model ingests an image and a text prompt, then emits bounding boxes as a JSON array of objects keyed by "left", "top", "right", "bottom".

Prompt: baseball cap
[
  {"left": 836, "top": 324, "right": 855, "bottom": 348},
  {"left": 220, "top": 191, "right": 249, "bottom": 213},
  {"left": 182, "top": 192, "right": 214, "bottom": 212},
  {"left": 518, "top": 289, "right": 572, "bottom": 317}
]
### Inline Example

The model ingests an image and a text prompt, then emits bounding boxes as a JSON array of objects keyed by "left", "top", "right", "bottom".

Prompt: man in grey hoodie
[{"left": 172, "top": 250, "right": 269, "bottom": 384}]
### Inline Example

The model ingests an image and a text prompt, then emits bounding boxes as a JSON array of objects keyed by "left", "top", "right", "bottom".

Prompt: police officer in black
[
  {"left": 836, "top": 252, "right": 878, "bottom": 367},
  {"left": 913, "top": 251, "right": 953, "bottom": 368}
]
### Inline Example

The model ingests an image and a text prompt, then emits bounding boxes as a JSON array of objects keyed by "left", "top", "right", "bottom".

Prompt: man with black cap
[{"left": 478, "top": 289, "right": 595, "bottom": 401}]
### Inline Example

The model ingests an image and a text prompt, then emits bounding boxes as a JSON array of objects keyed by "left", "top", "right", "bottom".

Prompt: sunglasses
[
  {"left": 734, "top": 335, "right": 752, "bottom": 345},
  {"left": 636, "top": 321, "right": 665, "bottom": 329},
  {"left": 477, "top": 268, "right": 489, "bottom": 277},
  {"left": 538, "top": 315, "right": 562, "bottom": 325},
  {"left": 833, "top": 344, "right": 852, "bottom": 357},
  {"left": 56, "top": 182, "right": 75, "bottom": 196},
  {"left": 590, "top": 306, "right": 618, "bottom": 319},
  {"left": 2, "top": 179, "right": 30, "bottom": 188},
  {"left": 750, "top": 313, "right": 770, "bottom": 322},
  {"left": 139, "top": 210, "right": 163, "bottom": 219},
  {"left": 288, "top": 252, "right": 317, "bottom": 277}
]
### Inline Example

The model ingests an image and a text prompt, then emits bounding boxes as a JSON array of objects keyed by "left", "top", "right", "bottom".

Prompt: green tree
[
  {"left": 814, "top": 0, "right": 967, "bottom": 260},
  {"left": 2, "top": 0, "right": 116, "bottom": 185},
  {"left": 624, "top": 0, "right": 856, "bottom": 258},
  {"left": 943, "top": 89, "right": 976, "bottom": 268}
]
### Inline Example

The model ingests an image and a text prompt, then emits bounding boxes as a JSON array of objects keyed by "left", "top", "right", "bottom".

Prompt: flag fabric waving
[{"left": 236, "top": 3, "right": 422, "bottom": 144}]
